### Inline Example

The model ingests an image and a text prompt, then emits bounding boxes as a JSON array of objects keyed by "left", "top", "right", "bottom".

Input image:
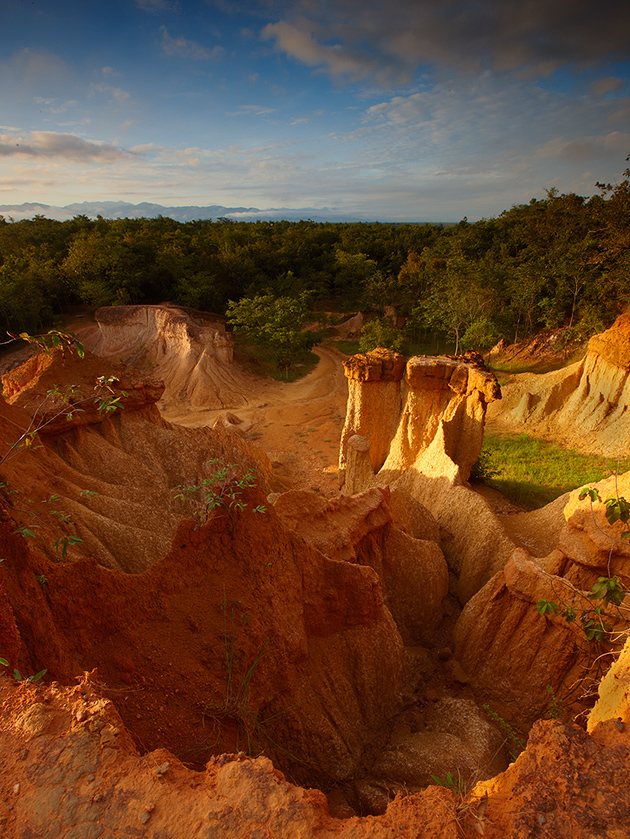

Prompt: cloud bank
[
  {"left": 0, "top": 132, "right": 133, "bottom": 162},
  {"left": 263, "top": 0, "right": 630, "bottom": 83}
]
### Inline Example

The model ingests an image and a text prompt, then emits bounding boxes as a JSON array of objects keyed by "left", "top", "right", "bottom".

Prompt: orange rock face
[
  {"left": 488, "top": 312, "right": 630, "bottom": 456},
  {"left": 1, "top": 672, "right": 629, "bottom": 838},
  {"left": 452, "top": 478, "right": 630, "bottom": 728},
  {"left": 88, "top": 304, "right": 262, "bottom": 413},
  {"left": 0, "top": 489, "right": 403, "bottom": 786},
  {"left": 273, "top": 487, "right": 449, "bottom": 643},
  {"left": 339, "top": 349, "right": 501, "bottom": 492}
]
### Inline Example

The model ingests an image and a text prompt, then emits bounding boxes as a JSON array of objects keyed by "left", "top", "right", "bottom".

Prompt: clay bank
[{"left": 0, "top": 306, "right": 628, "bottom": 838}]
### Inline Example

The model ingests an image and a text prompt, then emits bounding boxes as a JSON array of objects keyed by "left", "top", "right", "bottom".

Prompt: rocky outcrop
[
  {"left": 0, "top": 489, "right": 403, "bottom": 786},
  {"left": 588, "top": 633, "right": 630, "bottom": 732},
  {"left": 339, "top": 348, "right": 406, "bottom": 482},
  {"left": 339, "top": 349, "right": 500, "bottom": 492},
  {"left": 487, "top": 312, "right": 630, "bottom": 456},
  {"left": 94, "top": 302, "right": 233, "bottom": 361},
  {"left": 2, "top": 656, "right": 630, "bottom": 838},
  {"left": 0, "top": 674, "right": 469, "bottom": 838},
  {"left": 338, "top": 349, "right": 532, "bottom": 604},
  {"left": 0, "top": 369, "right": 273, "bottom": 572},
  {"left": 273, "top": 487, "right": 449, "bottom": 644},
  {"left": 560, "top": 471, "right": 630, "bottom": 587},
  {"left": 364, "top": 696, "right": 506, "bottom": 807},
  {"left": 87, "top": 304, "right": 258, "bottom": 411},
  {"left": 452, "top": 475, "right": 630, "bottom": 727},
  {"left": 1, "top": 346, "right": 165, "bottom": 433},
  {"left": 473, "top": 714, "right": 630, "bottom": 839}
]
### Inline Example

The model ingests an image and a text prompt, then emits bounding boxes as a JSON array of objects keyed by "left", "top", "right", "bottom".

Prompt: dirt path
[{"left": 160, "top": 345, "right": 350, "bottom": 496}]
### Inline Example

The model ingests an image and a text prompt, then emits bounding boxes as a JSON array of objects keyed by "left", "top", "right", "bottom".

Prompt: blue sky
[{"left": 1, "top": 0, "right": 629, "bottom": 221}]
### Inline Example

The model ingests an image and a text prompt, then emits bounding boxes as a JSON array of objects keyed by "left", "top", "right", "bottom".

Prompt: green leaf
[
  {"left": 28, "top": 669, "right": 47, "bottom": 683},
  {"left": 0, "top": 657, "right": 8, "bottom": 667},
  {"left": 14, "top": 527, "right": 38, "bottom": 539},
  {"left": 537, "top": 599, "right": 559, "bottom": 616}
]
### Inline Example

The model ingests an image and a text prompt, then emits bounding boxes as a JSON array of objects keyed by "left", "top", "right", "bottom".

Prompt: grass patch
[
  {"left": 330, "top": 339, "right": 361, "bottom": 356},
  {"left": 474, "top": 432, "right": 630, "bottom": 510}
]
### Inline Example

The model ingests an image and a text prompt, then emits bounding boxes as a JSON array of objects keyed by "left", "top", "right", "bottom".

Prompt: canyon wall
[
  {"left": 1, "top": 639, "right": 629, "bottom": 838},
  {"left": 88, "top": 304, "right": 258, "bottom": 411},
  {"left": 453, "top": 473, "right": 630, "bottom": 728},
  {"left": 487, "top": 312, "right": 630, "bottom": 456},
  {"left": 0, "top": 348, "right": 272, "bottom": 572}
]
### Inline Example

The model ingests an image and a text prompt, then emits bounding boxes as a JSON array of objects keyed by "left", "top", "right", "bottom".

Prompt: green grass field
[{"left": 474, "top": 433, "right": 630, "bottom": 510}]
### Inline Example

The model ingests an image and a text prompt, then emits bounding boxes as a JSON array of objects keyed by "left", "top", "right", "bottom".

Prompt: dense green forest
[{"left": 1, "top": 164, "right": 628, "bottom": 354}]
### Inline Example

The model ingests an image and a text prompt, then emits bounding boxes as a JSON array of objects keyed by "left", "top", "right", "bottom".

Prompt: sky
[{"left": 1, "top": 0, "right": 629, "bottom": 222}]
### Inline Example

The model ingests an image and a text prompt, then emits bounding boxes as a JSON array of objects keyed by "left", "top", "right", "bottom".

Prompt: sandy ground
[{"left": 160, "top": 344, "right": 350, "bottom": 497}]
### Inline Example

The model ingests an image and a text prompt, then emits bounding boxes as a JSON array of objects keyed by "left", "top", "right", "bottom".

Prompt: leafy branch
[{"left": 173, "top": 458, "right": 266, "bottom": 525}]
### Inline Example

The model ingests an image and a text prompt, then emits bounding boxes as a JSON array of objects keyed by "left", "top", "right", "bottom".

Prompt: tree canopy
[
  {"left": 1, "top": 160, "right": 629, "bottom": 357},
  {"left": 226, "top": 292, "right": 319, "bottom": 370}
]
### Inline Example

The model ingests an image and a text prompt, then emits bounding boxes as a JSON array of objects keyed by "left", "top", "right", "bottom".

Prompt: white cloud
[
  {"left": 34, "top": 97, "right": 78, "bottom": 115},
  {"left": 0, "top": 131, "right": 134, "bottom": 162},
  {"left": 160, "top": 27, "right": 225, "bottom": 61},
  {"left": 226, "top": 105, "right": 278, "bottom": 118}
]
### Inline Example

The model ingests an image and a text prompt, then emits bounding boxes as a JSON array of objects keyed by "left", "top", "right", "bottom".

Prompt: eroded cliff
[
  {"left": 1, "top": 327, "right": 630, "bottom": 836},
  {"left": 487, "top": 312, "right": 630, "bottom": 456}
]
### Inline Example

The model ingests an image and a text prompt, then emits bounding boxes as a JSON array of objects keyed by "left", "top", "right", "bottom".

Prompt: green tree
[
  {"left": 413, "top": 251, "right": 496, "bottom": 354},
  {"left": 226, "top": 292, "right": 319, "bottom": 372},
  {"left": 358, "top": 317, "right": 405, "bottom": 353}
]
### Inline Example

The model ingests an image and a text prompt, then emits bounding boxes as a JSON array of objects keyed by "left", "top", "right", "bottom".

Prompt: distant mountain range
[{"left": 0, "top": 200, "right": 377, "bottom": 224}]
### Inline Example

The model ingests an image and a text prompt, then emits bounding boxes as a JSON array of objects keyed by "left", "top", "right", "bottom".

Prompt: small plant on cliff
[
  {"left": 482, "top": 704, "right": 527, "bottom": 762},
  {"left": 546, "top": 685, "right": 565, "bottom": 720},
  {"left": 0, "top": 330, "right": 123, "bottom": 554},
  {"left": 536, "top": 485, "right": 628, "bottom": 645},
  {"left": 1, "top": 360, "right": 128, "bottom": 470},
  {"left": 431, "top": 771, "right": 465, "bottom": 794},
  {"left": 173, "top": 458, "right": 266, "bottom": 525},
  {"left": 200, "top": 591, "right": 269, "bottom": 756},
  {"left": 1, "top": 658, "right": 47, "bottom": 684},
  {"left": 3, "top": 328, "right": 86, "bottom": 360}
]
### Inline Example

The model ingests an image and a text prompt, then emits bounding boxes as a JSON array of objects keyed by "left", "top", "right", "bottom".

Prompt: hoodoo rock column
[{"left": 339, "top": 348, "right": 501, "bottom": 494}]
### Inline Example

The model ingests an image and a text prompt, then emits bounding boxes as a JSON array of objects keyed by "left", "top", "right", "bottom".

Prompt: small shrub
[
  {"left": 483, "top": 704, "right": 526, "bottom": 762},
  {"left": 173, "top": 459, "right": 265, "bottom": 525}
]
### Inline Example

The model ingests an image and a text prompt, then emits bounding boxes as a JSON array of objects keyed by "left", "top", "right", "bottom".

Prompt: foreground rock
[
  {"left": 453, "top": 475, "right": 630, "bottom": 727},
  {"left": 0, "top": 478, "right": 405, "bottom": 786},
  {"left": 487, "top": 312, "right": 630, "bottom": 456},
  {"left": 1, "top": 655, "right": 629, "bottom": 838}
]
